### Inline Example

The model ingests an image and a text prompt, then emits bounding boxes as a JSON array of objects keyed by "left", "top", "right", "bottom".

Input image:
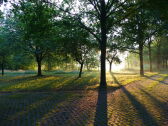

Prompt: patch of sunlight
[
  {"left": 145, "top": 72, "right": 158, "bottom": 76},
  {"left": 146, "top": 76, "right": 166, "bottom": 90},
  {"left": 158, "top": 73, "right": 168, "bottom": 77},
  {"left": 157, "top": 77, "right": 165, "bottom": 81},
  {"left": 106, "top": 73, "right": 113, "bottom": 84},
  {"left": 86, "top": 83, "right": 99, "bottom": 90},
  {"left": 106, "top": 72, "right": 143, "bottom": 87},
  {"left": 107, "top": 83, "right": 120, "bottom": 88},
  {"left": 51, "top": 76, "right": 76, "bottom": 89},
  {"left": 121, "top": 76, "right": 142, "bottom": 85},
  {"left": 114, "top": 74, "right": 142, "bottom": 85},
  {"left": 88, "top": 77, "right": 99, "bottom": 83},
  {"left": 1, "top": 76, "right": 62, "bottom": 91}
]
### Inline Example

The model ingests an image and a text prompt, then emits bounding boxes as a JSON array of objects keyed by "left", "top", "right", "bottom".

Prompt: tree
[
  {"left": 85, "top": 52, "right": 99, "bottom": 71},
  {"left": 106, "top": 49, "right": 121, "bottom": 72},
  {"left": 120, "top": 1, "right": 154, "bottom": 76},
  {"left": 60, "top": 21, "right": 96, "bottom": 78},
  {"left": 145, "top": 0, "right": 168, "bottom": 71},
  {"left": 144, "top": 8, "right": 164, "bottom": 72},
  {"left": 48, "top": 0, "right": 135, "bottom": 87},
  {"left": 12, "top": 0, "right": 57, "bottom": 76},
  {"left": 0, "top": 14, "right": 12, "bottom": 76}
]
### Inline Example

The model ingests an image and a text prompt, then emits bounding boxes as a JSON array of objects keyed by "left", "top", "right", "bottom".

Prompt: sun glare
[{"left": 106, "top": 52, "right": 128, "bottom": 72}]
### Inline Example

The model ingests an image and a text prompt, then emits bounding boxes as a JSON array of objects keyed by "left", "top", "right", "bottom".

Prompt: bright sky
[
  {"left": 107, "top": 52, "right": 128, "bottom": 71},
  {"left": 0, "top": 1, "right": 11, "bottom": 16}
]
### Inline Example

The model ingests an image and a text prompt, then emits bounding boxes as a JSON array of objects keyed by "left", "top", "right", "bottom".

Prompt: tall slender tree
[{"left": 120, "top": 1, "right": 154, "bottom": 76}]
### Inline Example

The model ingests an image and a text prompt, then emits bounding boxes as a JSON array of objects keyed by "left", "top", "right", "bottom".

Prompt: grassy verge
[{"left": 0, "top": 71, "right": 163, "bottom": 92}]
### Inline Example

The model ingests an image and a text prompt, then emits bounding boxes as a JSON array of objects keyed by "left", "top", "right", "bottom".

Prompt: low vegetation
[{"left": 0, "top": 71, "right": 159, "bottom": 92}]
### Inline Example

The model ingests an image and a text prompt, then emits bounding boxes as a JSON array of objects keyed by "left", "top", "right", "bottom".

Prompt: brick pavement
[{"left": 0, "top": 75, "right": 168, "bottom": 126}]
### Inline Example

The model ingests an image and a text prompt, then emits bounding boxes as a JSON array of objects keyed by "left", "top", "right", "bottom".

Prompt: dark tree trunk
[
  {"left": 148, "top": 42, "right": 152, "bottom": 72},
  {"left": 157, "top": 45, "right": 161, "bottom": 71},
  {"left": 109, "top": 62, "right": 112, "bottom": 72},
  {"left": 100, "top": 46, "right": 107, "bottom": 87},
  {"left": 36, "top": 53, "right": 43, "bottom": 76},
  {"left": 100, "top": 0, "right": 107, "bottom": 88},
  {"left": 37, "top": 60, "right": 42, "bottom": 76},
  {"left": 1, "top": 63, "right": 4, "bottom": 76},
  {"left": 78, "top": 62, "right": 84, "bottom": 78},
  {"left": 139, "top": 46, "right": 144, "bottom": 76}
]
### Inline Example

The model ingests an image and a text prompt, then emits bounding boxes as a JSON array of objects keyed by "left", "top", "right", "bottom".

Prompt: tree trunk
[
  {"left": 139, "top": 46, "right": 144, "bottom": 76},
  {"left": 100, "top": 0, "right": 107, "bottom": 88},
  {"left": 157, "top": 44, "right": 161, "bottom": 71},
  {"left": 1, "top": 63, "right": 4, "bottom": 76},
  {"left": 36, "top": 54, "right": 42, "bottom": 76},
  {"left": 148, "top": 42, "right": 152, "bottom": 72},
  {"left": 78, "top": 62, "right": 84, "bottom": 78},
  {"left": 37, "top": 60, "right": 42, "bottom": 76},
  {"left": 109, "top": 62, "right": 112, "bottom": 72}
]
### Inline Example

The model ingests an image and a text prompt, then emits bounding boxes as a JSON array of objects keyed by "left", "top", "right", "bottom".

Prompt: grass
[
  {"left": 145, "top": 73, "right": 168, "bottom": 90},
  {"left": 0, "top": 70, "right": 159, "bottom": 92}
]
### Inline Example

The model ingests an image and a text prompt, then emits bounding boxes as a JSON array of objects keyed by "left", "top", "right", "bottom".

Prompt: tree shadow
[
  {"left": 111, "top": 73, "right": 159, "bottom": 126},
  {"left": 94, "top": 73, "right": 122, "bottom": 126},
  {"left": 94, "top": 87, "right": 108, "bottom": 126},
  {"left": 144, "top": 75, "right": 168, "bottom": 84},
  {"left": 139, "top": 89, "right": 168, "bottom": 122},
  {"left": 110, "top": 72, "right": 122, "bottom": 87},
  {"left": 0, "top": 92, "right": 69, "bottom": 125},
  {"left": 0, "top": 91, "right": 93, "bottom": 126},
  {"left": 140, "top": 89, "right": 167, "bottom": 108}
]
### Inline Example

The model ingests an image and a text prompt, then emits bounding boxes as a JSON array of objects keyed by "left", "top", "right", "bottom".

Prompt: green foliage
[
  {"left": 59, "top": 19, "right": 98, "bottom": 67},
  {"left": 12, "top": 0, "right": 57, "bottom": 54}
]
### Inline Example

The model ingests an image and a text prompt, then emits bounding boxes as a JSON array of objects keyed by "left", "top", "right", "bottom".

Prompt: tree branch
[{"left": 45, "top": 0, "right": 101, "bottom": 43}]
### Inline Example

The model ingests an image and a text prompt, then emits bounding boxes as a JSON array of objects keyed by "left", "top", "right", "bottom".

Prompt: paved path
[{"left": 0, "top": 75, "right": 168, "bottom": 126}]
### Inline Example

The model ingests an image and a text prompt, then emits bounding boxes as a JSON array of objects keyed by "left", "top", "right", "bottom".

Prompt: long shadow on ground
[
  {"left": 0, "top": 92, "right": 74, "bottom": 126},
  {"left": 144, "top": 75, "right": 168, "bottom": 85},
  {"left": 111, "top": 73, "right": 159, "bottom": 126},
  {"left": 94, "top": 87, "right": 108, "bottom": 126},
  {"left": 94, "top": 73, "right": 122, "bottom": 126}
]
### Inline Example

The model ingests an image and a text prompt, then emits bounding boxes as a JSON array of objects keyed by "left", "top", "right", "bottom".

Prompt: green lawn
[{"left": 0, "top": 71, "right": 160, "bottom": 92}]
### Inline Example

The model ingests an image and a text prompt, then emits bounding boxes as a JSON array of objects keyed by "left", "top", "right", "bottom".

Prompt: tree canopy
[{"left": 0, "top": 0, "right": 167, "bottom": 88}]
